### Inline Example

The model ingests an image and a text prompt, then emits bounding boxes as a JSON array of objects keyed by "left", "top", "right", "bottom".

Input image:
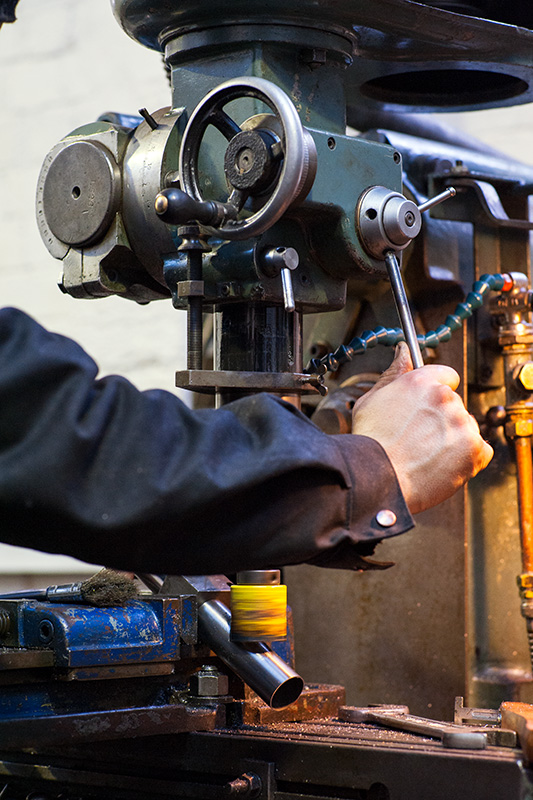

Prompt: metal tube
[
  {"left": 515, "top": 436, "right": 533, "bottom": 573},
  {"left": 384, "top": 250, "right": 424, "bottom": 369},
  {"left": 417, "top": 187, "right": 456, "bottom": 214},
  {"left": 198, "top": 599, "right": 304, "bottom": 709}
]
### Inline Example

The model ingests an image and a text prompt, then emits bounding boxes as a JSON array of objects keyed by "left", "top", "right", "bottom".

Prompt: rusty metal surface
[
  {"left": 239, "top": 682, "right": 345, "bottom": 724},
  {"left": 0, "top": 702, "right": 220, "bottom": 750},
  {"left": 30, "top": 717, "right": 531, "bottom": 800},
  {"left": 8, "top": 707, "right": 531, "bottom": 800},
  {"left": 175, "top": 369, "right": 324, "bottom": 395}
]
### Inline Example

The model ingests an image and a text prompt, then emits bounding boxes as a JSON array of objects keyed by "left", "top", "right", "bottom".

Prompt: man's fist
[{"left": 352, "top": 342, "right": 493, "bottom": 514}]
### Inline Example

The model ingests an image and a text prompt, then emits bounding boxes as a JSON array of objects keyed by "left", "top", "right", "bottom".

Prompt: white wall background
[
  {"left": 0, "top": 0, "right": 532, "bottom": 583},
  {"left": 0, "top": 0, "right": 185, "bottom": 582}
]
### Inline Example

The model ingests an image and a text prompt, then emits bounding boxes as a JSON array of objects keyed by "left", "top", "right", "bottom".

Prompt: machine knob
[
  {"left": 381, "top": 194, "right": 422, "bottom": 246},
  {"left": 357, "top": 187, "right": 455, "bottom": 368},
  {"left": 358, "top": 186, "right": 456, "bottom": 260},
  {"left": 154, "top": 187, "right": 238, "bottom": 228}
]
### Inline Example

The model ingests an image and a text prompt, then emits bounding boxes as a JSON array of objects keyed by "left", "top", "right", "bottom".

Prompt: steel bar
[
  {"left": 174, "top": 369, "right": 325, "bottom": 395},
  {"left": 281, "top": 268, "right": 295, "bottom": 313},
  {"left": 384, "top": 250, "right": 424, "bottom": 369},
  {"left": 417, "top": 187, "right": 456, "bottom": 214}
]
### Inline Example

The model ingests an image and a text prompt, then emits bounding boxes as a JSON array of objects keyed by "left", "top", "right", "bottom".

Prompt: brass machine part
[
  {"left": 515, "top": 436, "right": 533, "bottom": 574},
  {"left": 494, "top": 273, "right": 533, "bottom": 665},
  {"left": 514, "top": 433, "right": 533, "bottom": 661},
  {"left": 230, "top": 570, "right": 288, "bottom": 642}
]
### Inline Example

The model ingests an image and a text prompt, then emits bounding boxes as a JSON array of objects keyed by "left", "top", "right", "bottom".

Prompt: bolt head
[
  {"left": 518, "top": 573, "right": 533, "bottom": 590},
  {"left": 190, "top": 666, "right": 229, "bottom": 697},
  {"left": 506, "top": 418, "right": 533, "bottom": 438},
  {"left": 518, "top": 362, "right": 533, "bottom": 391}
]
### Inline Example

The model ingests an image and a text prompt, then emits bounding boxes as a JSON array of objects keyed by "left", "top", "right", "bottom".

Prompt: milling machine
[{"left": 4, "top": 1, "right": 533, "bottom": 797}]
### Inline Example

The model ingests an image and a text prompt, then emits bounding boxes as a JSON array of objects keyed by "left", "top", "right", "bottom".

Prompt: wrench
[{"left": 339, "top": 705, "right": 495, "bottom": 749}]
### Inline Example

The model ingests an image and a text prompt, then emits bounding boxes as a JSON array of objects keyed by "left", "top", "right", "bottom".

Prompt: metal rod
[
  {"left": 515, "top": 436, "right": 533, "bottom": 573},
  {"left": 417, "top": 187, "right": 456, "bottom": 214},
  {"left": 187, "top": 248, "right": 203, "bottom": 371},
  {"left": 198, "top": 599, "right": 304, "bottom": 709},
  {"left": 384, "top": 250, "right": 424, "bottom": 369},
  {"left": 281, "top": 268, "right": 295, "bottom": 313}
]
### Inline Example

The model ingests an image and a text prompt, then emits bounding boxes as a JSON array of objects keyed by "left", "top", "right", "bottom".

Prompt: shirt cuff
[{"left": 308, "top": 433, "right": 414, "bottom": 570}]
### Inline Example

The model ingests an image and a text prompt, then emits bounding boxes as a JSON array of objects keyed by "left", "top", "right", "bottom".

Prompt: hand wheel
[{"left": 178, "top": 76, "right": 317, "bottom": 240}]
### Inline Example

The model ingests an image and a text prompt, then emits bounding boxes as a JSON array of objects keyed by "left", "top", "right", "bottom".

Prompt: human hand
[{"left": 351, "top": 342, "right": 494, "bottom": 514}]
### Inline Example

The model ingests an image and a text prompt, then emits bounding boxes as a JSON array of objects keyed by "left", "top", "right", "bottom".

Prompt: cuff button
[{"left": 376, "top": 509, "right": 397, "bottom": 527}]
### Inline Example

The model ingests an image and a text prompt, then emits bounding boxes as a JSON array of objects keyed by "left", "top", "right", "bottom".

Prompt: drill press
[{"left": 5, "top": 1, "right": 533, "bottom": 797}]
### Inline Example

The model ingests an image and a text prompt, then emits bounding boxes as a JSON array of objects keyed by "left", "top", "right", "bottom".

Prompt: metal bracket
[
  {"left": 175, "top": 369, "right": 327, "bottom": 396},
  {"left": 448, "top": 178, "right": 533, "bottom": 230}
]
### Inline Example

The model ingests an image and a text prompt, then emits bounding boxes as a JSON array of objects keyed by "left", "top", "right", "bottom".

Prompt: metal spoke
[
  {"left": 209, "top": 109, "right": 242, "bottom": 140},
  {"left": 227, "top": 188, "right": 249, "bottom": 213}
]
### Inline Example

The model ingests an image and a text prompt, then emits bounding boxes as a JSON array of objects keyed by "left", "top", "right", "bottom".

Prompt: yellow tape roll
[{"left": 230, "top": 583, "right": 287, "bottom": 642}]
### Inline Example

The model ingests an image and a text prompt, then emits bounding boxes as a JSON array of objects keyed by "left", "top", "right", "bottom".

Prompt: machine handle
[
  {"left": 417, "top": 187, "right": 456, "bottom": 214},
  {"left": 384, "top": 251, "right": 424, "bottom": 369},
  {"left": 154, "top": 186, "right": 238, "bottom": 228}
]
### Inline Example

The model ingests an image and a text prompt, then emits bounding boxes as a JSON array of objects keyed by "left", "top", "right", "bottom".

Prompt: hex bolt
[
  {"left": 517, "top": 362, "right": 533, "bottom": 391},
  {"left": 189, "top": 664, "right": 229, "bottom": 698},
  {"left": 300, "top": 47, "right": 327, "bottom": 68},
  {"left": 250, "top": 284, "right": 265, "bottom": 301},
  {"left": 506, "top": 419, "right": 533, "bottom": 439}
]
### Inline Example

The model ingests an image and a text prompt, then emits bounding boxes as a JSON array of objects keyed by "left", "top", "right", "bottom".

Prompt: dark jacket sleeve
[{"left": 0, "top": 308, "right": 414, "bottom": 574}]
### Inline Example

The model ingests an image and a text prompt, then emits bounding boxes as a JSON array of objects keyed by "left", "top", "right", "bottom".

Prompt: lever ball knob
[{"left": 154, "top": 187, "right": 219, "bottom": 226}]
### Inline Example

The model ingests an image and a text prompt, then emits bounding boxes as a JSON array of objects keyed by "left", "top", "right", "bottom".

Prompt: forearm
[{"left": 0, "top": 308, "right": 413, "bottom": 573}]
